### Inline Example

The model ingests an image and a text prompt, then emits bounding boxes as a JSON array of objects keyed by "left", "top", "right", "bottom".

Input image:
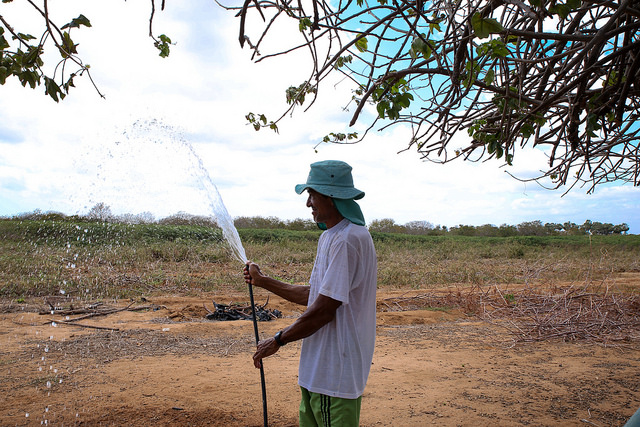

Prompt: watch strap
[{"left": 274, "top": 330, "right": 286, "bottom": 346}]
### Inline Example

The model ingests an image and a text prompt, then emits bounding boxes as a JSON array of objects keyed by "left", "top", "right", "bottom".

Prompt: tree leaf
[
  {"left": 61, "top": 14, "right": 92, "bottom": 30},
  {"left": 299, "top": 17, "right": 312, "bottom": 32},
  {"left": 376, "top": 101, "right": 388, "bottom": 118},
  {"left": 484, "top": 69, "right": 495, "bottom": 85},
  {"left": 44, "top": 76, "right": 63, "bottom": 102},
  {"left": 549, "top": 3, "right": 571, "bottom": 19},
  {"left": 471, "top": 13, "right": 504, "bottom": 39},
  {"left": 567, "top": 0, "right": 581, "bottom": 8},
  {"left": 0, "top": 66, "right": 8, "bottom": 84},
  {"left": 355, "top": 35, "right": 368, "bottom": 53}
]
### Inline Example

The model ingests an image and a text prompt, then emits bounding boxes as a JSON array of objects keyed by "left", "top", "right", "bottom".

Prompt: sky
[{"left": 1, "top": 1, "right": 638, "bottom": 233}]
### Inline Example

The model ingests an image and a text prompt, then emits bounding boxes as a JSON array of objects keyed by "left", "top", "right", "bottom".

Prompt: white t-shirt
[{"left": 298, "top": 219, "right": 377, "bottom": 399}]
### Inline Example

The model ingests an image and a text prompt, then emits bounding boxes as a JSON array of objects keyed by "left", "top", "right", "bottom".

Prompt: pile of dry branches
[
  {"left": 382, "top": 284, "right": 640, "bottom": 345},
  {"left": 481, "top": 284, "right": 640, "bottom": 345},
  {"left": 204, "top": 299, "right": 282, "bottom": 322}
]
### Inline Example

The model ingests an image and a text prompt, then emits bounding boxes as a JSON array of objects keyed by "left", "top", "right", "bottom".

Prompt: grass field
[{"left": 1, "top": 219, "right": 639, "bottom": 300}]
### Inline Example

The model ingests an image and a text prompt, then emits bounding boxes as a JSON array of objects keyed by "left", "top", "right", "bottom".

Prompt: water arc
[{"left": 75, "top": 119, "right": 248, "bottom": 264}]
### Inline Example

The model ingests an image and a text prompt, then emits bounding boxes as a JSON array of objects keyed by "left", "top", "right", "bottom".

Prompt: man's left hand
[{"left": 253, "top": 337, "right": 280, "bottom": 368}]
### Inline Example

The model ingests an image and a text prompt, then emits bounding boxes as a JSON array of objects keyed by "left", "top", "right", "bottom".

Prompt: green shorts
[{"left": 299, "top": 387, "right": 362, "bottom": 427}]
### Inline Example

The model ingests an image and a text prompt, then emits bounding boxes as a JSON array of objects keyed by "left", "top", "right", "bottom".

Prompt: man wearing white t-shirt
[{"left": 244, "top": 160, "right": 377, "bottom": 426}]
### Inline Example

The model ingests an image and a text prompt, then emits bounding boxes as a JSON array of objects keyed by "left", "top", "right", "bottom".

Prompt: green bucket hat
[
  {"left": 295, "top": 160, "right": 365, "bottom": 200},
  {"left": 295, "top": 160, "right": 366, "bottom": 229}
]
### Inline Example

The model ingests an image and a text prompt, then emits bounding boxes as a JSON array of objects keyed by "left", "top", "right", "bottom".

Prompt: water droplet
[
  {"left": 25, "top": 413, "right": 29, "bottom": 418},
  {"left": 46, "top": 381, "right": 51, "bottom": 388}
]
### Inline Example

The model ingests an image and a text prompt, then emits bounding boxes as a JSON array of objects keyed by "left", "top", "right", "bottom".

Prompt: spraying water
[
  {"left": 182, "top": 138, "right": 247, "bottom": 264},
  {"left": 73, "top": 119, "right": 247, "bottom": 264}
]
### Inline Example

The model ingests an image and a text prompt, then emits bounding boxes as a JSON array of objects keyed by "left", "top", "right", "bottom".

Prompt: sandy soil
[{"left": 1, "top": 278, "right": 639, "bottom": 426}]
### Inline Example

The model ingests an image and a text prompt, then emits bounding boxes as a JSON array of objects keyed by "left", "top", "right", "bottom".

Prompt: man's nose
[{"left": 306, "top": 195, "right": 312, "bottom": 207}]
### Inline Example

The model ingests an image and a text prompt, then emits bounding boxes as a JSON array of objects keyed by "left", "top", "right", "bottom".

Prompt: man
[{"left": 243, "top": 160, "right": 377, "bottom": 427}]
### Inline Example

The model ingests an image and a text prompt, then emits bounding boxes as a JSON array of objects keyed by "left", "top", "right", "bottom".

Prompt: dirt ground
[{"left": 1, "top": 276, "right": 639, "bottom": 426}]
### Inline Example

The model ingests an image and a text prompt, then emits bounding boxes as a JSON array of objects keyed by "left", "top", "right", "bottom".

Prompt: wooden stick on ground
[{"left": 48, "top": 319, "right": 120, "bottom": 331}]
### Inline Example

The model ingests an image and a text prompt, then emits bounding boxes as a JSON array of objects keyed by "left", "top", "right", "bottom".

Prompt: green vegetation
[{"left": 1, "top": 218, "right": 638, "bottom": 300}]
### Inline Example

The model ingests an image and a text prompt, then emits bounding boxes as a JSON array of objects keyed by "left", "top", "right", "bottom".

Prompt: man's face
[{"left": 306, "top": 189, "right": 335, "bottom": 225}]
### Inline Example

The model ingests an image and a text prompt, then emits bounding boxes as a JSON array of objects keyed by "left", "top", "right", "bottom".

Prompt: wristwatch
[{"left": 274, "top": 330, "right": 286, "bottom": 346}]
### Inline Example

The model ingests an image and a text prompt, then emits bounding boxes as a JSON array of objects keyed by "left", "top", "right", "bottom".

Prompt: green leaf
[
  {"left": 376, "top": 101, "right": 388, "bottom": 119},
  {"left": 44, "top": 76, "right": 64, "bottom": 102},
  {"left": 59, "top": 32, "right": 78, "bottom": 58},
  {"left": 334, "top": 55, "right": 353, "bottom": 69},
  {"left": 549, "top": 3, "right": 571, "bottom": 19},
  {"left": 409, "top": 36, "right": 433, "bottom": 60},
  {"left": 23, "top": 46, "right": 42, "bottom": 67},
  {"left": 520, "top": 122, "right": 535, "bottom": 138},
  {"left": 478, "top": 39, "right": 510, "bottom": 58},
  {"left": 0, "top": 66, "right": 8, "bottom": 84},
  {"left": 463, "top": 60, "right": 479, "bottom": 88},
  {"left": 299, "top": 17, "right": 312, "bottom": 32},
  {"left": 19, "top": 70, "right": 38, "bottom": 89},
  {"left": 61, "top": 14, "right": 92, "bottom": 30},
  {"left": 355, "top": 35, "right": 368, "bottom": 53},
  {"left": 471, "top": 13, "right": 504, "bottom": 39},
  {"left": 488, "top": 140, "right": 496, "bottom": 154},
  {"left": 484, "top": 69, "right": 495, "bottom": 85},
  {"left": 15, "top": 33, "right": 36, "bottom": 42},
  {"left": 154, "top": 34, "right": 172, "bottom": 58},
  {"left": 397, "top": 93, "right": 413, "bottom": 108},
  {"left": 0, "top": 35, "right": 9, "bottom": 50},
  {"left": 286, "top": 82, "right": 314, "bottom": 105}
]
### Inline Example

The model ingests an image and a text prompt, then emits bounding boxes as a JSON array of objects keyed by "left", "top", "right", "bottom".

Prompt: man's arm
[
  {"left": 252, "top": 293, "right": 341, "bottom": 368},
  {"left": 244, "top": 262, "right": 309, "bottom": 306}
]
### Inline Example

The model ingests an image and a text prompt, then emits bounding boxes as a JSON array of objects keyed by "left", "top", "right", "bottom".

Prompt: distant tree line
[
  {"left": 369, "top": 219, "right": 630, "bottom": 236},
  {"left": 3, "top": 204, "right": 631, "bottom": 236}
]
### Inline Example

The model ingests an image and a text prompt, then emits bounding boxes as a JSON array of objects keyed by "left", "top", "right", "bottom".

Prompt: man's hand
[
  {"left": 244, "top": 261, "right": 263, "bottom": 287},
  {"left": 253, "top": 337, "right": 280, "bottom": 368}
]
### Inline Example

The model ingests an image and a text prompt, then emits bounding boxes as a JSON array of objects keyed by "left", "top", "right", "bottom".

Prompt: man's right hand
[{"left": 244, "top": 261, "right": 262, "bottom": 287}]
